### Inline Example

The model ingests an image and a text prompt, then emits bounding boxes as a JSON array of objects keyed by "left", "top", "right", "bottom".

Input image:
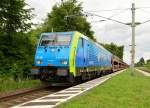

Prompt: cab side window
[{"left": 80, "top": 38, "right": 84, "bottom": 48}]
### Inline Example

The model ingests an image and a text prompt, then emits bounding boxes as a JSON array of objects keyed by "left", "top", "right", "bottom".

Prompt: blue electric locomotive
[{"left": 31, "top": 31, "right": 126, "bottom": 83}]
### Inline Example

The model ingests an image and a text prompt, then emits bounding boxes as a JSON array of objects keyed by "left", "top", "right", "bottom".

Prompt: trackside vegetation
[
  {"left": 137, "top": 67, "right": 150, "bottom": 73},
  {"left": 0, "top": 80, "right": 41, "bottom": 93},
  {"left": 58, "top": 69, "right": 150, "bottom": 108},
  {"left": 136, "top": 57, "right": 150, "bottom": 73},
  {"left": 0, "top": 0, "right": 35, "bottom": 82}
]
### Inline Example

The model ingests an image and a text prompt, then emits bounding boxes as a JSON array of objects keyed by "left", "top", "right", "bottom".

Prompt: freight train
[{"left": 31, "top": 31, "right": 128, "bottom": 83}]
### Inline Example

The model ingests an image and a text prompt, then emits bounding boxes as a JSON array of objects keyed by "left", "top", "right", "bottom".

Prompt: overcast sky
[{"left": 26, "top": 0, "right": 150, "bottom": 64}]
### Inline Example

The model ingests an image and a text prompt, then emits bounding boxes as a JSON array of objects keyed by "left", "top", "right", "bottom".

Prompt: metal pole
[{"left": 131, "top": 3, "right": 135, "bottom": 75}]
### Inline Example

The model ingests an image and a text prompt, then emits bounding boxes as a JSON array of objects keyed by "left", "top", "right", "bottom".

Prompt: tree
[
  {"left": 0, "top": 0, "right": 33, "bottom": 35},
  {"left": 135, "top": 57, "right": 145, "bottom": 67},
  {"left": 102, "top": 43, "right": 124, "bottom": 59},
  {"left": 0, "top": 0, "right": 34, "bottom": 81},
  {"left": 43, "top": 0, "right": 94, "bottom": 40},
  {"left": 147, "top": 59, "right": 150, "bottom": 64},
  {"left": 139, "top": 57, "right": 145, "bottom": 65},
  {"left": 146, "top": 59, "right": 150, "bottom": 68}
]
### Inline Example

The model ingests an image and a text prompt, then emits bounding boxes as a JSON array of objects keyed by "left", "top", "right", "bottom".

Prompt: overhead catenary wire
[
  {"left": 65, "top": 11, "right": 129, "bottom": 25},
  {"left": 88, "top": 9, "right": 129, "bottom": 23},
  {"left": 107, "top": 9, "right": 129, "bottom": 18},
  {"left": 65, "top": 6, "right": 150, "bottom": 26},
  {"left": 140, "top": 20, "right": 150, "bottom": 25},
  {"left": 86, "top": 8, "right": 130, "bottom": 12},
  {"left": 134, "top": 9, "right": 150, "bottom": 25},
  {"left": 84, "top": 12, "right": 128, "bottom": 25}
]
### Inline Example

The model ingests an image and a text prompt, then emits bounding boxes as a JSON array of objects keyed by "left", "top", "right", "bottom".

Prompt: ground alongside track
[
  {"left": 137, "top": 67, "right": 150, "bottom": 73},
  {"left": 58, "top": 69, "right": 150, "bottom": 108},
  {"left": 136, "top": 69, "right": 150, "bottom": 77}
]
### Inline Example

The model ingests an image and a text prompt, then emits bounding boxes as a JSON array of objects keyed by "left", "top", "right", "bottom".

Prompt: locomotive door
[
  {"left": 79, "top": 38, "right": 84, "bottom": 66},
  {"left": 76, "top": 38, "right": 84, "bottom": 66}
]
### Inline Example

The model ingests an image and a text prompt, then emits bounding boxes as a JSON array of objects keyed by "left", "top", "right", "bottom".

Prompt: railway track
[{"left": 0, "top": 86, "right": 67, "bottom": 108}]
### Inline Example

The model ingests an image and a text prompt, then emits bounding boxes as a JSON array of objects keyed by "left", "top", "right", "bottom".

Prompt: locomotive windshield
[{"left": 40, "top": 34, "right": 71, "bottom": 46}]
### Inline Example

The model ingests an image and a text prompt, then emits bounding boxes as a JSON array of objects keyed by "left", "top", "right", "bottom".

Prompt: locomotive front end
[{"left": 32, "top": 32, "right": 73, "bottom": 81}]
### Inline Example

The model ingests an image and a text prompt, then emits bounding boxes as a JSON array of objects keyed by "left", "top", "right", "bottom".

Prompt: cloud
[
  {"left": 142, "top": 52, "right": 150, "bottom": 61},
  {"left": 26, "top": 0, "right": 53, "bottom": 23}
]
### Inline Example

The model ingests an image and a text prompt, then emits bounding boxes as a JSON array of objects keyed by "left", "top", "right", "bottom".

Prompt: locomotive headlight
[
  {"left": 61, "top": 60, "right": 68, "bottom": 65},
  {"left": 37, "top": 60, "right": 42, "bottom": 64}
]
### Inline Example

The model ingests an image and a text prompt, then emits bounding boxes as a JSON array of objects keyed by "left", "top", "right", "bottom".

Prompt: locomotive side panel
[{"left": 75, "top": 35, "right": 113, "bottom": 78}]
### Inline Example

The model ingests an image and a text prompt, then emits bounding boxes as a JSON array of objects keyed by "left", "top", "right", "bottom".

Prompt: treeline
[
  {"left": 0, "top": 0, "right": 124, "bottom": 82},
  {"left": 102, "top": 43, "right": 124, "bottom": 59},
  {"left": 136, "top": 57, "right": 150, "bottom": 68}
]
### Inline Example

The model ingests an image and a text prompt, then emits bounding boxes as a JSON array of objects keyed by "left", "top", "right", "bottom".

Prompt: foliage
[
  {"left": 27, "top": 24, "right": 44, "bottom": 40},
  {"left": 0, "top": 0, "right": 34, "bottom": 81},
  {"left": 102, "top": 42, "right": 124, "bottom": 59},
  {"left": 147, "top": 59, "right": 150, "bottom": 63},
  {"left": 0, "top": 79, "right": 41, "bottom": 93},
  {"left": 43, "top": 0, "right": 94, "bottom": 40},
  {"left": 135, "top": 57, "right": 145, "bottom": 67},
  {"left": 58, "top": 69, "right": 150, "bottom": 108},
  {"left": 139, "top": 59, "right": 150, "bottom": 70},
  {"left": 136, "top": 58, "right": 150, "bottom": 72},
  {"left": 0, "top": 0, "right": 33, "bottom": 33},
  {"left": 145, "top": 59, "right": 150, "bottom": 68},
  {"left": 0, "top": 33, "right": 35, "bottom": 81}
]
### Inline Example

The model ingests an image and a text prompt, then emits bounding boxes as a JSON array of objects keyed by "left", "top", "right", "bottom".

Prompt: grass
[
  {"left": 0, "top": 79, "right": 42, "bottom": 94},
  {"left": 58, "top": 69, "right": 150, "bottom": 108}
]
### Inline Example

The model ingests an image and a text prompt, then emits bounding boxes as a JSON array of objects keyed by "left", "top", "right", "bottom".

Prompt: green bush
[{"left": 0, "top": 33, "right": 35, "bottom": 82}]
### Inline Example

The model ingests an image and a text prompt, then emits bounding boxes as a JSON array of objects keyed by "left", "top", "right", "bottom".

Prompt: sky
[{"left": 25, "top": 0, "right": 150, "bottom": 64}]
